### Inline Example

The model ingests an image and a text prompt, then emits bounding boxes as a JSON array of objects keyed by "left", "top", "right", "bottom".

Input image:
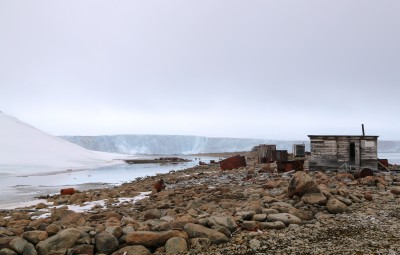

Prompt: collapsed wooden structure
[{"left": 255, "top": 144, "right": 304, "bottom": 172}]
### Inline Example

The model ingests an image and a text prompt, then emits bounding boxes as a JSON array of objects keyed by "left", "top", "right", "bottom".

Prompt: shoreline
[
  {"left": 1, "top": 153, "right": 400, "bottom": 254},
  {"left": 0, "top": 155, "right": 220, "bottom": 207}
]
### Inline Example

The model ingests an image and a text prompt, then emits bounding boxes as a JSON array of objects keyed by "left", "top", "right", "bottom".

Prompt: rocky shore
[{"left": 1, "top": 154, "right": 400, "bottom": 255}]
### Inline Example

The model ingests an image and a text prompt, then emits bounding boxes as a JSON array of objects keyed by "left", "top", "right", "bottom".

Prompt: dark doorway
[{"left": 350, "top": 142, "right": 356, "bottom": 165}]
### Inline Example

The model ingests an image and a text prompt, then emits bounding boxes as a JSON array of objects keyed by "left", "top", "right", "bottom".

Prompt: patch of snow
[
  {"left": 12, "top": 192, "right": 151, "bottom": 219},
  {"left": 31, "top": 213, "right": 51, "bottom": 220},
  {"left": 63, "top": 200, "right": 107, "bottom": 213}
]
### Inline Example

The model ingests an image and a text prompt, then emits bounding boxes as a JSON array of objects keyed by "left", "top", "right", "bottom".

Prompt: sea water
[
  {"left": 0, "top": 155, "right": 219, "bottom": 208},
  {"left": 379, "top": 152, "right": 400, "bottom": 165}
]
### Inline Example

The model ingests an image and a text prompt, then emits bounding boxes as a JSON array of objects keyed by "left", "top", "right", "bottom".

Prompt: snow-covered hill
[
  {"left": 61, "top": 135, "right": 309, "bottom": 155},
  {"left": 0, "top": 113, "right": 124, "bottom": 176}
]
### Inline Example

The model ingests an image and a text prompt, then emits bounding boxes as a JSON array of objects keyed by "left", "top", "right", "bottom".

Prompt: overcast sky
[{"left": 0, "top": 1, "right": 399, "bottom": 140}]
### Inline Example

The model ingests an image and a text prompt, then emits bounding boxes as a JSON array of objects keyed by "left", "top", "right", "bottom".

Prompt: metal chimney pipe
[{"left": 362, "top": 124, "right": 365, "bottom": 136}]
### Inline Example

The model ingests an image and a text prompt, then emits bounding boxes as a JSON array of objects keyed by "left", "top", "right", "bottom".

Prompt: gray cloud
[{"left": 0, "top": 0, "right": 399, "bottom": 139}]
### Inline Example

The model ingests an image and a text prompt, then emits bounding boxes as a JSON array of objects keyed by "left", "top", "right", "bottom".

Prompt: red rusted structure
[
  {"left": 60, "top": 188, "right": 75, "bottom": 196},
  {"left": 153, "top": 179, "right": 166, "bottom": 192},
  {"left": 354, "top": 168, "right": 374, "bottom": 179},
  {"left": 220, "top": 155, "right": 246, "bottom": 170},
  {"left": 277, "top": 160, "right": 304, "bottom": 172},
  {"left": 378, "top": 159, "right": 389, "bottom": 170}
]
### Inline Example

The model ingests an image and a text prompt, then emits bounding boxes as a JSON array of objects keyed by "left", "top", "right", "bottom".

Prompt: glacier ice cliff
[{"left": 60, "top": 135, "right": 309, "bottom": 155}]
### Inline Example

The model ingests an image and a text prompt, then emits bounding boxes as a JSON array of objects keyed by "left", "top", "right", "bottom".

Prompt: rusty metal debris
[
  {"left": 153, "top": 179, "right": 166, "bottom": 192},
  {"left": 354, "top": 168, "right": 374, "bottom": 179},
  {"left": 277, "top": 160, "right": 304, "bottom": 172},
  {"left": 220, "top": 155, "right": 247, "bottom": 170},
  {"left": 60, "top": 188, "right": 75, "bottom": 196}
]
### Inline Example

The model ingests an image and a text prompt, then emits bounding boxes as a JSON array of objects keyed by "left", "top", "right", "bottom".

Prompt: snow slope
[{"left": 0, "top": 113, "right": 125, "bottom": 176}]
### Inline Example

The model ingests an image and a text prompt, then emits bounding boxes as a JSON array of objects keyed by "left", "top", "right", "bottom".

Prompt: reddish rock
[
  {"left": 359, "top": 176, "right": 376, "bottom": 186},
  {"left": 143, "top": 209, "right": 161, "bottom": 221},
  {"left": 125, "top": 230, "right": 188, "bottom": 248},
  {"left": 364, "top": 192, "right": 373, "bottom": 201},
  {"left": 263, "top": 180, "right": 286, "bottom": 189},
  {"left": 390, "top": 187, "right": 400, "bottom": 195},
  {"left": 0, "top": 236, "right": 15, "bottom": 250},
  {"left": 287, "top": 171, "right": 320, "bottom": 198},
  {"left": 22, "top": 231, "right": 48, "bottom": 245},
  {"left": 315, "top": 172, "right": 330, "bottom": 185},
  {"left": 7, "top": 219, "right": 30, "bottom": 229},
  {"left": 301, "top": 193, "right": 327, "bottom": 205},
  {"left": 46, "top": 224, "right": 60, "bottom": 236},
  {"left": 59, "top": 212, "right": 86, "bottom": 227},
  {"left": 71, "top": 244, "right": 94, "bottom": 255},
  {"left": 336, "top": 173, "right": 355, "bottom": 182},
  {"left": 326, "top": 198, "right": 348, "bottom": 214},
  {"left": 183, "top": 223, "right": 228, "bottom": 245},
  {"left": 105, "top": 217, "right": 121, "bottom": 227}
]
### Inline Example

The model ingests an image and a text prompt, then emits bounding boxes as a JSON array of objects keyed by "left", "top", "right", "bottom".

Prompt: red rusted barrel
[
  {"left": 60, "top": 188, "right": 75, "bottom": 196},
  {"left": 354, "top": 168, "right": 374, "bottom": 179}
]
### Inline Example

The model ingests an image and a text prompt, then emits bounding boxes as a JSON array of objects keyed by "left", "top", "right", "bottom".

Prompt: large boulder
[
  {"left": 36, "top": 228, "right": 82, "bottom": 255},
  {"left": 206, "top": 216, "right": 238, "bottom": 232},
  {"left": 259, "top": 221, "right": 286, "bottom": 230},
  {"left": 71, "top": 244, "right": 94, "bottom": 255},
  {"left": 105, "top": 226, "right": 123, "bottom": 239},
  {"left": 143, "top": 209, "right": 161, "bottom": 221},
  {"left": 95, "top": 232, "right": 119, "bottom": 255},
  {"left": 183, "top": 223, "right": 229, "bottom": 245},
  {"left": 22, "top": 243, "right": 37, "bottom": 255},
  {"left": 0, "top": 248, "right": 17, "bottom": 255},
  {"left": 235, "top": 211, "right": 255, "bottom": 221},
  {"left": 165, "top": 237, "right": 188, "bottom": 254},
  {"left": 0, "top": 236, "right": 15, "bottom": 250},
  {"left": 111, "top": 246, "right": 150, "bottom": 255},
  {"left": 9, "top": 237, "right": 28, "bottom": 254},
  {"left": 288, "top": 171, "right": 320, "bottom": 197},
  {"left": 301, "top": 193, "right": 327, "bottom": 205},
  {"left": 267, "top": 213, "right": 302, "bottom": 226},
  {"left": 45, "top": 224, "right": 60, "bottom": 236},
  {"left": 125, "top": 230, "right": 187, "bottom": 248},
  {"left": 23, "top": 231, "right": 48, "bottom": 245},
  {"left": 278, "top": 207, "right": 313, "bottom": 221},
  {"left": 51, "top": 210, "right": 85, "bottom": 227},
  {"left": 326, "top": 198, "right": 348, "bottom": 214}
]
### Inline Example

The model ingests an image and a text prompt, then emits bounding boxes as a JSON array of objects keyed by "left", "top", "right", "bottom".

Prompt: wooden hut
[{"left": 308, "top": 135, "right": 378, "bottom": 171}]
